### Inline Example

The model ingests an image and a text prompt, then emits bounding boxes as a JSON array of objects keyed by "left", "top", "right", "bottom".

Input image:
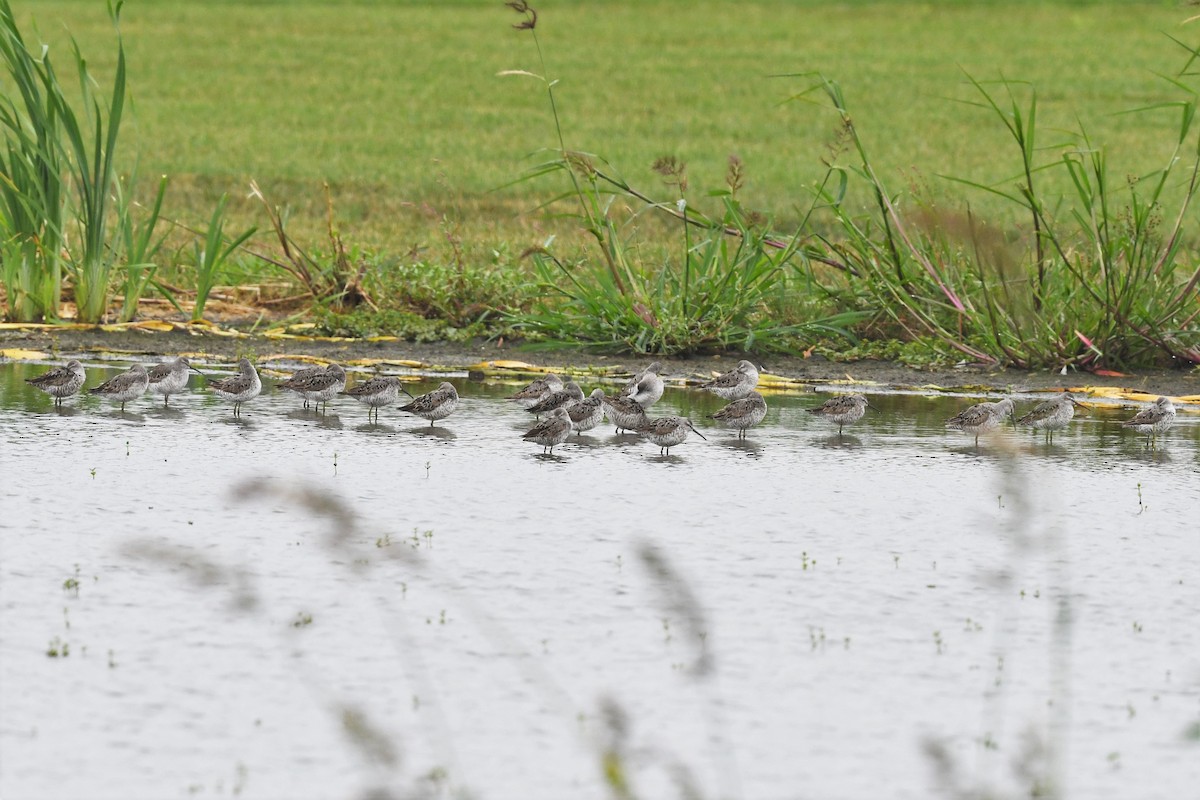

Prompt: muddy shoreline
[{"left": 4, "top": 326, "right": 1199, "bottom": 396}]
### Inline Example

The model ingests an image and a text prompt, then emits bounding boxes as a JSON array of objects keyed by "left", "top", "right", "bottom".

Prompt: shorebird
[
  {"left": 708, "top": 391, "right": 767, "bottom": 439},
  {"left": 522, "top": 406, "right": 572, "bottom": 454},
  {"left": 945, "top": 397, "right": 1014, "bottom": 446},
  {"left": 1018, "top": 391, "right": 1082, "bottom": 443},
  {"left": 620, "top": 362, "right": 665, "bottom": 409},
  {"left": 206, "top": 358, "right": 261, "bottom": 417},
  {"left": 699, "top": 360, "right": 760, "bottom": 401},
  {"left": 26, "top": 360, "right": 86, "bottom": 405},
  {"left": 567, "top": 388, "right": 606, "bottom": 436},
  {"left": 807, "top": 394, "right": 869, "bottom": 435},
  {"left": 600, "top": 393, "right": 650, "bottom": 434},
  {"left": 527, "top": 380, "right": 584, "bottom": 416},
  {"left": 1121, "top": 396, "right": 1176, "bottom": 447},
  {"left": 341, "top": 375, "right": 411, "bottom": 422},
  {"left": 279, "top": 363, "right": 347, "bottom": 412},
  {"left": 305, "top": 364, "right": 347, "bottom": 412},
  {"left": 638, "top": 415, "right": 707, "bottom": 455},
  {"left": 276, "top": 364, "right": 326, "bottom": 409},
  {"left": 147, "top": 357, "right": 200, "bottom": 407},
  {"left": 401, "top": 381, "right": 459, "bottom": 426},
  {"left": 508, "top": 373, "right": 564, "bottom": 409},
  {"left": 88, "top": 364, "right": 149, "bottom": 412}
]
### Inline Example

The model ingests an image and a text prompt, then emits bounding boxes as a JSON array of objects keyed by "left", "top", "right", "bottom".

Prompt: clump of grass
[
  {"left": 370, "top": 251, "right": 533, "bottom": 330},
  {"left": 248, "top": 180, "right": 375, "bottom": 312},
  {"left": 501, "top": 3, "right": 867, "bottom": 355},
  {"left": 792, "top": 71, "right": 1200, "bottom": 370}
]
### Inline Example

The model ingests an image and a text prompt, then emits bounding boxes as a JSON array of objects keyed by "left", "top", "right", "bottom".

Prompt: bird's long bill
[
  {"left": 190, "top": 365, "right": 206, "bottom": 376},
  {"left": 401, "top": 386, "right": 414, "bottom": 398},
  {"left": 688, "top": 421, "right": 708, "bottom": 440}
]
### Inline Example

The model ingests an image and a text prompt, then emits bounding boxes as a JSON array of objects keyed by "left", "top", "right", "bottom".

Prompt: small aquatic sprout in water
[
  {"left": 63, "top": 564, "right": 81, "bottom": 596},
  {"left": 293, "top": 612, "right": 314, "bottom": 628},
  {"left": 63, "top": 607, "right": 70, "bottom": 629},
  {"left": 375, "top": 534, "right": 392, "bottom": 548},
  {"left": 89, "top": 467, "right": 96, "bottom": 479},
  {"left": 1133, "top": 621, "right": 1143, "bottom": 633},
  {"left": 108, "top": 649, "right": 116, "bottom": 669},
  {"left": 125, "top": 440, "right": 129, "bottom": 457},
  {"left": 933, "top": 630, "right": 944, "bottom": 654},
  {"left": 46, "top": 637, "right": 69, "bottom": 658},
  {"left": 1136, "top": 483, "right": 1147, "bottom": 514}
]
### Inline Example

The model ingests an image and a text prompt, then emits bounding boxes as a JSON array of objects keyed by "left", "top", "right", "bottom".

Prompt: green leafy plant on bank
[
  {"left": 501, "top": 1, "right": 866, "bottom": 355},
  {"left": 116, "top": 174, "right": 170, "bottom": 322},
  {"left": 191, "top": 193, "right": 255, "bottom": 322},
  {"left": 792, "top": 71, "right": 1200, "bottom": 369}
]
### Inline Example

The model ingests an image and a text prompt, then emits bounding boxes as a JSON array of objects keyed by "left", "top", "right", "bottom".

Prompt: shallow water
[{"left": 1, "top": 359, "right": 1198, "bottom": 800}]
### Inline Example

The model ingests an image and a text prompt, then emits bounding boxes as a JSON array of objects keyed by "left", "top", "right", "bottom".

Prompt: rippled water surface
[{"left": 2, "top": 359, "right": 1198, "bottom": 799}]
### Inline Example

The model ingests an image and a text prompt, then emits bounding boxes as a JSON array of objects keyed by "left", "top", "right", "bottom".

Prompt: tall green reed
[
  {"left": 190, "top": 193, "right": 255, "bottom": 323},
  {"left": 59, "top": 1, "right": 127, "bottom": 324},
  {"left": 116, "top": 174, "right": 169, "bottom": 323},
  {"left": 0, "top": 0, "right": 67, "bottom": 322},
  {"left": 0, "top": 0, "right": 133, "bottom": 324}
]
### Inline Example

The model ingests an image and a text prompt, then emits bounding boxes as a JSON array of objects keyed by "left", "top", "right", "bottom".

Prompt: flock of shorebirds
[{"left": 22, "top": 357, "right": 1182, "bottom": 453}]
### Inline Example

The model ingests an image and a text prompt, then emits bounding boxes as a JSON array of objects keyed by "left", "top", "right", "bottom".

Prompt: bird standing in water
[{"left": 26, "top": 360, "right": 86, "bottom": 406}]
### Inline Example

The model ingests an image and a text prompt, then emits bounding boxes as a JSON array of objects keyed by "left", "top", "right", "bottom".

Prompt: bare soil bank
[{"left": 5, "top": 326, "right": 1199, "bottom": 396}]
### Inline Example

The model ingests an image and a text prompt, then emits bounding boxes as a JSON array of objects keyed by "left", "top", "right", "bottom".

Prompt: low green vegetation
[{"left": 0, "top": 1, "right": 1197, "bottom": 368}]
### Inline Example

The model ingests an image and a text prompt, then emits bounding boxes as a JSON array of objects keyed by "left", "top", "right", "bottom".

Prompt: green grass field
[{"left": 19, "top": 0, "right": 1194, "bottom": 253}]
